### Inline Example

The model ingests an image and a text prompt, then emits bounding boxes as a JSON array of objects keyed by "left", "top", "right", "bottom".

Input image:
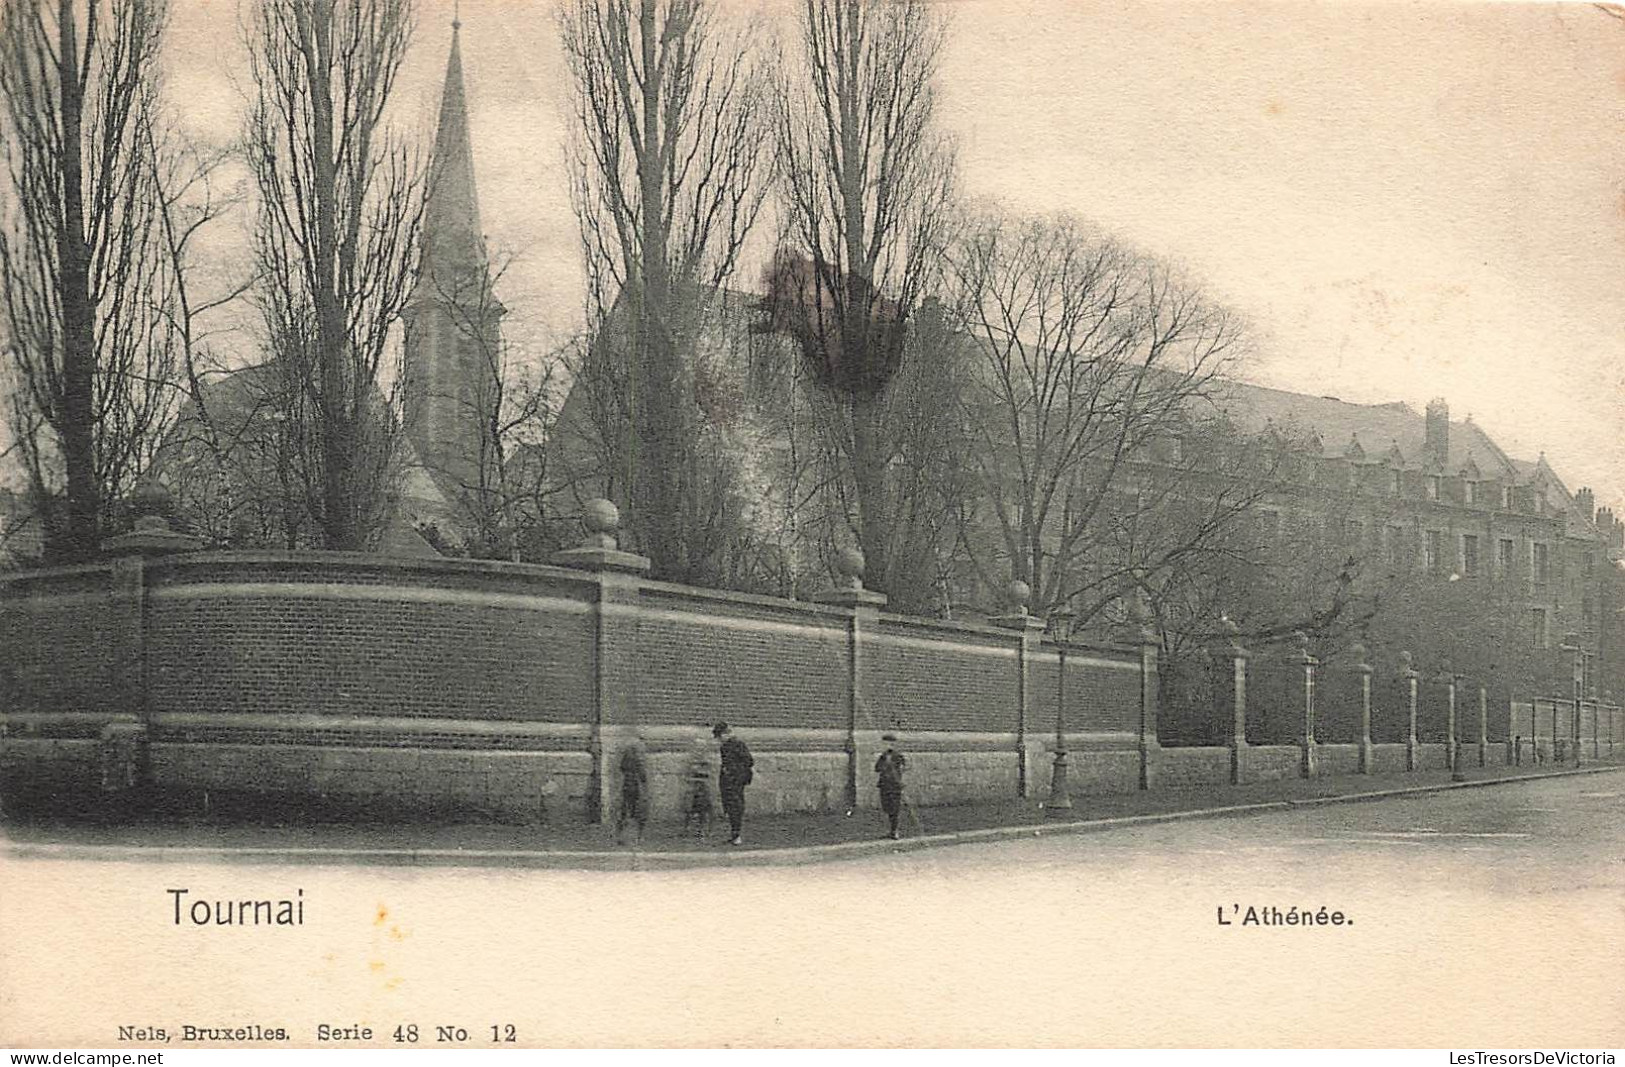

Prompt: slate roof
[{"left": 1208, "top": 380, "right": 1521, "bottom": 479}]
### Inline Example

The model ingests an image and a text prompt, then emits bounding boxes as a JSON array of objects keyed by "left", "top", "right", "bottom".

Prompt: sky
[{"left": 159, "top": 0, "right": 1625, "bottom": 509}]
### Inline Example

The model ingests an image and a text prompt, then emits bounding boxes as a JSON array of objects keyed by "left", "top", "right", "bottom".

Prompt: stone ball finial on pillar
[
  {"left": 1399, "top": 649, "right": 1417, "bottom": 677},
  {"left": 550, "top": 498, "right": 650, "bottom": 574},
  {"left": 101, "top": 482, "right": 202, "bottom": 556},
  {"left": 815, "top": 545, "right": 886, "bottom": 608},
  {"left": 1290, "top": 629, "right": 1317, "bottom": 664},
  {"left": 834, "top": 547, "right": 867, "bottom": 591},
  {"left": 582, "top": 498, "right": 621, "bottom": 551},
  {"left": 1352, "top": 641, "right": 1372, "bottom": 671},
  {"left": 1006, "top": 579, "right": 1031, "bottom": 616}
]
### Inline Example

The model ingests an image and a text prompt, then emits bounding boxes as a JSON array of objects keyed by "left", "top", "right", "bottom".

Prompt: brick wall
[
  {"left": 634, "top": 584, "right": 850, "bottom": 730},
  {"left": 7, "top": 548, "right": 1618, "bottom": 822},
  {"left": 0, "top": 549, "right": 1150, "bottom": 820}
]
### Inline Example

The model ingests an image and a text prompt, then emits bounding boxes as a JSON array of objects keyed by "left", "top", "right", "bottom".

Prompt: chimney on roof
[
  {"left": 1424, "top": 398, "right": 1449, "bottom": 466},
  {"left": 1599, "top": 507, "right": 1624, "bottom": 558},
  {"left": 1576, "top": 487, "right": 1595, "bottom": 524}
]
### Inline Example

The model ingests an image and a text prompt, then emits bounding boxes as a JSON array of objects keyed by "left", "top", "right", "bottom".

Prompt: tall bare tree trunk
[
  {"left": 54, "top": 1, "right": 97, "bottom": 557},
  {"left": 1, "top": 0, "right": 196, "bottom": 563},
  {"left": 246, "top": 0, "right": 423, "bottom": 551},
  {"left": 302, "top": 0, "right": 357, "bottom": 550},
  {"left": 562, "top": 0, "right": 767, "bottom": 582}
]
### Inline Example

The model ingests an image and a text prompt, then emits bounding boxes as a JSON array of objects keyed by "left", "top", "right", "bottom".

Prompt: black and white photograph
[{"left": 0, "top": 0, "right": 1622, "bottom": 1051}]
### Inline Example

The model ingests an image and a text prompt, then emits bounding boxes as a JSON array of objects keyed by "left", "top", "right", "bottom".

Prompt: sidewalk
[{"left": 4, "top": 761, "right": 1620, "bottom": 869}]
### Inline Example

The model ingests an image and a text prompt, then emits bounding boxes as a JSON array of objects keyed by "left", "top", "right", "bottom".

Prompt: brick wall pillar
[
  {"left": 990, "top": 580, "right": 1045, "bottom": 798},
  {"left": 1292, "top": 631, "right": 1318, "bottom": 779},
  {"left": 552, "top": 501, "right": 650, "bottom": 823},
  {"left": 99, "top": 489, "right": 203, "bottom": 796},
  {"left": 1221, "top": 619, "right": 1249, "bottom": 786},
  {"left": 1353, "top": 643, "right": 1374, "bottom": 775},
  {"left": 815, "top": 549, "right": 886, "bottom": 812},
  {"left": 1131, "top": 594, "right": 1159, "bottom": 791},
  {"left": 1401, "top": 651, "right": 1419, "bottom": 772},
  {"left": 1445, "top": 674, "right": 1459, "bottom": 776}
]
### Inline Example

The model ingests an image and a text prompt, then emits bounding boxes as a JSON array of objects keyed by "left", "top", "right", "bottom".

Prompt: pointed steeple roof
[{"left": 421, "top": 19, "right": 484, "bottom": 282}]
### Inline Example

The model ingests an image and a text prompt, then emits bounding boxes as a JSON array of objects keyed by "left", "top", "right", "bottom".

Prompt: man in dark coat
[
  {"left": 713, "top": 721, "right": 753, "bottom": 846},
  {"left": 875, "top": 733, "right": 907, "bottom": 840}
]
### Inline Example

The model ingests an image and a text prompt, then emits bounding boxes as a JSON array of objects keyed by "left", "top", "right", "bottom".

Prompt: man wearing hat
[
  {"left": 713, "top": 722, "right": 753, "bottom": 846},
  {"left": 875, "top": 734, "right": 908, "bottom": 840}
]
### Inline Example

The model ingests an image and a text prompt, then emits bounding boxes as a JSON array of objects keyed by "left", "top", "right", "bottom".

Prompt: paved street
[{"left": 3, "top": 770, "right": 1622, "bottom": 1048}]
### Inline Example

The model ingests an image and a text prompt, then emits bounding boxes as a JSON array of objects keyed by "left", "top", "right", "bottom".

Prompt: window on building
[
  {"left": 1391, "top": 470, "right": 1403, "bottom": 495},
  {"left": 1464, "top": 481, "right": 1478, "bottom": 506},
  {"left": 1530, "top": 608, "right": 1548, "bottom": 649},
  {"left": 1461, "top": 534, "right": 1479, "bottom": 578},
  {"left": 1425, "top": 530, "right": 1443, "bottom": 575},
  {"left": 1385, "top": 526, "right": 1404, "bottom": 568},
  {"left": 1426, "top": 475, "right": 1441, "bottom": 501},
  {"left": 1497, "top": 538, "right": 1515, "bottom": 578},
  {"left": 1501, "top": 485, "right": 1514, "bottom": 510},
  {"left": 1532, "top": 542, "right": 1550, "bottom": 585}
]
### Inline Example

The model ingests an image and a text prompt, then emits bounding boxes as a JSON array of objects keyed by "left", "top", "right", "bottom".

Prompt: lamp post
[
  {"left": 1046, "top": 605, "right": 1076, "bottom": 817},
  {"left": 1560, "top": 632, "right": 1583, "bottom": 766}
]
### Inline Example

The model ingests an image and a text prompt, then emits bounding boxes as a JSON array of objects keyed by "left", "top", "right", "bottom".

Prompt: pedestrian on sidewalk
[
  {"left": 682, "top": 735, "right": 715, "bottom": 839},
  {"left": 713, "top": 722, "right": 753, "bottom": 846},
  {"left": 875, "top": 734, "right": 908, "bottom": 840},
  {"left": 616, "top": 733, "right": 650, "bottom": 846}
]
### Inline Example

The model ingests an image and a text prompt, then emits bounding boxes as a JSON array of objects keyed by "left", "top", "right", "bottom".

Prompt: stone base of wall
[
  {"left": 8, "top": 725, "right": 1622, "bottom": 824},
  {"left": 147, "top": 744, "right": 593, "bottom": 823},
  {"left": 1370, "top": 743, "right": 1409, "bottom": 775},
  {"left": 1317, "top": 743, "right": 1361, "bottom": 776},
  {"left": 1156, "top": 747, "right": 1231, "bottom": 789},
  {"left": 1248, "top": 745, "right": 1302, "bottom": 782},
  {"left": 1415, "top": 742, "right": 1448, "bottom": 771},
  {"left": 0, "top": 738, "right": 103, "bottom": 805}
]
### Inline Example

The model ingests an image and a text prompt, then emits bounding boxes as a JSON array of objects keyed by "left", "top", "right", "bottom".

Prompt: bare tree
[
  {"left": 560, "top": 0, "right": 769, "bottom": 582},
  {"left": 244, "top": 0, "right": 424, "bottom": 551},
  {"left": 766, "top": 0, "right": 956, "bottom": 598},
  {"left": 0, "top": 0, "right": 193, "bottom": 560},
  {"left": 942, "top": 213, "right": 1254, "bottom": 620}
]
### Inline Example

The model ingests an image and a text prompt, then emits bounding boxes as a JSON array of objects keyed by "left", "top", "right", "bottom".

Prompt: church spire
[
  {"left": 421, "top": 17, "right": 483, "bottom": 282},
  {"left": 402, "top": 19, "right": 503, "bottom": 523}
]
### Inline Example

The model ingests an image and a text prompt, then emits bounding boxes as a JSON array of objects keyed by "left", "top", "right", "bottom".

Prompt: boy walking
[
  {"left": 615, "top": 733, "right": 650, "bottom": 846},
  {"left": 682, "top": 735, "right": 715, "bottom": 839},
  {"left": 713, "top": 722, "right": 753, "bottom": 846},
  {"left": 875, "top": 734, "right": 907, "bottom": 840}
]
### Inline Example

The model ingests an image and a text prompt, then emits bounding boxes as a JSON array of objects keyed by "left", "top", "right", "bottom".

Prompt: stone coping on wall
[{"left": 143, "top": 550, "right": 601, "bottom": 587}]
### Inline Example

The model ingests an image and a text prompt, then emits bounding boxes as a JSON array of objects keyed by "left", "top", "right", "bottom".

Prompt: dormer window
[
  {"left": 1425, "top": 475, "right": 1441, "bottom": 501},
  {"left": 1464, "top": 481, "right": 1478, "bottom": 506},
  {"left": 1501, "top": 485, "right": 1513, "bottom": 510},
  {"left": 1391, "top": 470, "right": 1402, "bottom": 495}
]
